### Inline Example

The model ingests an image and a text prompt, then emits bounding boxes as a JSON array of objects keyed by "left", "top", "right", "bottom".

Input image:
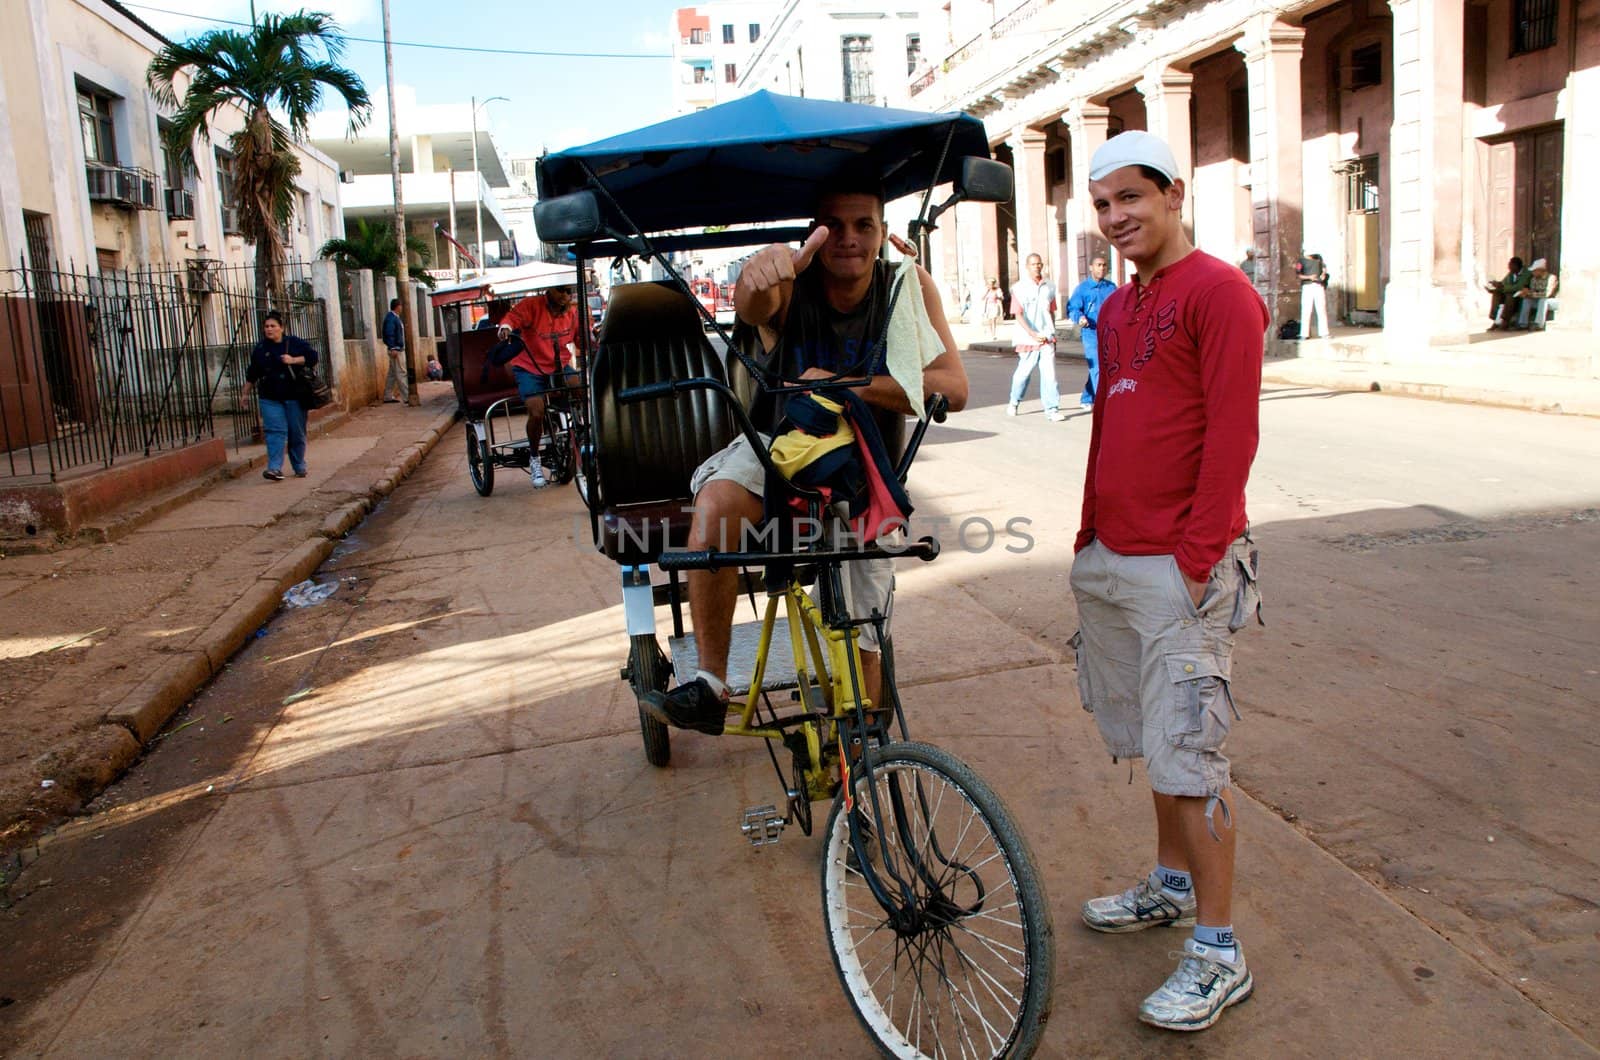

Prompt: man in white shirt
[{"left": 1006, "top": 253, "right": 1063, "bottom": 421}]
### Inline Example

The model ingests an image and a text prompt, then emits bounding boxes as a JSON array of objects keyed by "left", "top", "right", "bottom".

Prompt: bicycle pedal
[{"left": 740, "top": 805, "right": 785, "bottom": 847}]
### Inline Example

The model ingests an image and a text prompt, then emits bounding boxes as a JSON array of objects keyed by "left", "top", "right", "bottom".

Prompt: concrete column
[
  {"left": 1138, "top": 65, "right": 1196, "bottom": 231},
  {"left": 1236, "top": 16, "right": 1306, "bottom": 334},
  {"left": 310, "top": 260, "right": 347, "bottom": 392},
  {"left": 1008, "top": 127, "right": 1052, "bottom": 271},
  {"left": 1385, "top": 0, "right": 1471, "bottom": 345},
  {"left": 1559, "top": 0, "right": 1600, "bottom": 340},
  {"left": 1065, "top": 102, "right": 1112, "bottom": 280},
  {"left": 351, "top": 268, "right": 375, "bottom": 340}
]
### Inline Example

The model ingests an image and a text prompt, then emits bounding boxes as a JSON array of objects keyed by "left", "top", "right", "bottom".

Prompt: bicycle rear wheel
[
  {"left": 466, "top": 422, "right": 493, "bottom": 496},
  {"left": 820, "top": 741, "right": 1053, "bottom": 1058}
]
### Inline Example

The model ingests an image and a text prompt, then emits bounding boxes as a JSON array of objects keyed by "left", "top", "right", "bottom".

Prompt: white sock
[{"left": 694, "top": 669, "right": 731, "bottom": 701}]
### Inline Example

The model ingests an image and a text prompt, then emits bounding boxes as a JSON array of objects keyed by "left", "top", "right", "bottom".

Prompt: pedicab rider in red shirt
[
  {"left": 1069, "top": 130, "right": 1268, "bottom": 1033},
  {"left": 496, "top": 286, "right": 580, "bottom": 488}
]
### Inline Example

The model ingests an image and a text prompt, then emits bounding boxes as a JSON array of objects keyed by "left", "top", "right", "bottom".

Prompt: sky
[{"left": 125, "top": 0, "right": 681, "bottom": 160}]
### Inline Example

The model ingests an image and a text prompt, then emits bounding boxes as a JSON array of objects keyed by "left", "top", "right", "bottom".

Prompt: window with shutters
[{"left": 842, "top": 36, "right": 874, "bottom": 105}]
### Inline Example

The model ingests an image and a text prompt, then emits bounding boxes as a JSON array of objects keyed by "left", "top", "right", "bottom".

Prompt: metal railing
[{"left": 0, "top": 258, "right": 326, "bottom": 481}]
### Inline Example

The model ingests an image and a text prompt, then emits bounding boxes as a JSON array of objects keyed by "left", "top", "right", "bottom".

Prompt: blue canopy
[{"left": 536, "top": 91, "right": 993, "bottom": 234}]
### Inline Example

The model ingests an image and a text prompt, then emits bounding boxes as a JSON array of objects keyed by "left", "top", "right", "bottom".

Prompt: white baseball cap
[
  {"left": 1531, "top": 258, "right": 1548, "bottom": 270},
  {"left": 1089, "top": 131, "right": 1180, "bottom": 184}
]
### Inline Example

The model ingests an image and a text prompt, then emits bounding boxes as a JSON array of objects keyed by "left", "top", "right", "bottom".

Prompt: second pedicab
[{"left": 429, "top": 262, "right": 589, "bottom": 498}]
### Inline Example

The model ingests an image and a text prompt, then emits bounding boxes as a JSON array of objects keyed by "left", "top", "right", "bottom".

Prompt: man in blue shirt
[
  {"left": 381, "top": 297, "right": 407, "bottom": 403},
  {"left": 1066, "top": 255, "right": 1116, "bottom": 408}
]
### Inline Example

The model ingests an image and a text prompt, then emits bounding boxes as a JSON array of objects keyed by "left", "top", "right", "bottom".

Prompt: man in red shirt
[
  {"left": 496, "top": 286, "right": 580, "bottom": 488},
  {"left": 1069, "top": 131, "right": 1267, "bottom": 1032}
]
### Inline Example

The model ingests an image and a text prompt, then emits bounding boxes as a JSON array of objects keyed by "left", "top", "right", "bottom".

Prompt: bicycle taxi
[
  {"left": 429, "top": 262, "right": 586, "bottom": 497},
  {"left": 535, "top": 92, "right": 1054, "bottom": 1057}
]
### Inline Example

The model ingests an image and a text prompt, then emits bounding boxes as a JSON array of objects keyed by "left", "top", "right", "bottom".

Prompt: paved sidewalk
[
  {"left": 949, "top": 320, "right": 1600, "bottom": 417},
  {"left": 0, "top": 384, "right": 460, "bottom": 857}
]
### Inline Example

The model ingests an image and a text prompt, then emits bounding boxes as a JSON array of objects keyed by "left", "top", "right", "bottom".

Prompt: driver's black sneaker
[{"left": 642, "top": 678, "right": 727, "bottom": 736}]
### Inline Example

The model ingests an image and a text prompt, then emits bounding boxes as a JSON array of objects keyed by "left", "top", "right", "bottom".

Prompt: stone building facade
[
  {"left": 0, "top": 0, "right": 345, "bottom": 278},
  {"left": 912, "top": 0, "right": 1599, "bottom": 358}
]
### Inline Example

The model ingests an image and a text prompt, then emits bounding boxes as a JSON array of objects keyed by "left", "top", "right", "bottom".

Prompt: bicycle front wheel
[{"left": 820, "top": 741, "right": 1053, "bottom": 1058}]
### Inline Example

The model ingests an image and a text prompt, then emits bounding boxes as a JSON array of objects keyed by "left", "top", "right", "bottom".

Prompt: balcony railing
[
  {"left": 85, "top": 163, "right": 159, "bottom": 210},
  {"left": 910, "top": 0, "right": 1058, "bottom": 97}
]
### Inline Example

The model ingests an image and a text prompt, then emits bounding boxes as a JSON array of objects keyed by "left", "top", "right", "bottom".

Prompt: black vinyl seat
[{"left": 591, "top": 282, "right": 738, "bottom": 563}]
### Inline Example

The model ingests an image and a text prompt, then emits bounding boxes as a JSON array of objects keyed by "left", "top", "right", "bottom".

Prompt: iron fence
[{"left": 0, "top": 258, "right": 326, "bottom": 481}]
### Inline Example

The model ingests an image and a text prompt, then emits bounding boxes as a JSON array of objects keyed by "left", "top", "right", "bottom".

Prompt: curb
[
  {"left": 33, "top": 403, "right": 460, "bottom": 845},
  {"left": 1260, "top": 368, "right": 1600, "bottom": 418}
]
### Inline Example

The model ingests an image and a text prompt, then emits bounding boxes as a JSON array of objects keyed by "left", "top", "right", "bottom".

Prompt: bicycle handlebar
[{"left": 657, "top": 535, "right": 940, "bottom": 573}]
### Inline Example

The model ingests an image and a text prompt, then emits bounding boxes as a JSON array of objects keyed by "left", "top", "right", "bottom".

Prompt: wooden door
[
  {"left": 1526, "top": 126, "right": 1563, "bottom": 268},
  {"left": 1486, "top": 140, "right": 1517, "bottom": 269},
  {"left": 1485, "top": 124, "right": 1563, "bottom": 271}
]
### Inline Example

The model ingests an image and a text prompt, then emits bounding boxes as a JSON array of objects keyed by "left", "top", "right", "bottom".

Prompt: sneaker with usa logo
[{"left": 1081, "top": 871, "right": 1197, "bottom": 933}]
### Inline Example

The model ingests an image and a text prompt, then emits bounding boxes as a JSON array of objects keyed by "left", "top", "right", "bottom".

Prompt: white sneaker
[
  {"left": 529, "top": 465, "right": 549, "bottom": 489},
  {"left": 1138, "top": 938, "right": 1253, "bottom": 1031},
  {"left": 1045, "top": 408, "right": 1067, "bottom": 422},
  {"left": 1005, "top": 403, "right": 1019, "bottom": 416}
]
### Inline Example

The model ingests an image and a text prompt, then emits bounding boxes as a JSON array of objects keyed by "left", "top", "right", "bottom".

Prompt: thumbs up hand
[{"left": 741, "top": 226, "right": 829, "bottom": 297}]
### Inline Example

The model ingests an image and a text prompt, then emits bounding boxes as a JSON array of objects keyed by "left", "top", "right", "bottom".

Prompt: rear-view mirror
[
  {"left": 535, "top": 191, "right": 602, "bottom": 244},
  {"left": 958, "top": 157, "right": 1013, "bottom": 203}
]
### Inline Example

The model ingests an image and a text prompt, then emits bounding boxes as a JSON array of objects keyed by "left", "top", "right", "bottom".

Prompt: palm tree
[
  {"left": 148, "top": 9, "right": 371, "bottom": 306},
  {"left": 318, "top": 217, "right": 436, "bottom": 289}
]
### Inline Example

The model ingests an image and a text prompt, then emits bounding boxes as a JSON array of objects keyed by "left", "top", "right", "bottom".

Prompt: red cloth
[
  {"left": 500, "top": 295, "right": 579, "bottom": 376},
  {"left": 1074, "top": 250, "right": 1267, "bottom": 583}
]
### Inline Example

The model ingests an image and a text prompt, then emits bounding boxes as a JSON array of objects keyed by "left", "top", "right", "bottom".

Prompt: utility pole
[
  {"left": 448, "top": 165, "right": 459, "bottom": 282},
  {"left": 382, "top": 0, "right": 420, "bottom": 405},
  {"left": 471, "top": 95, "right": 507, "bottom": 274}
]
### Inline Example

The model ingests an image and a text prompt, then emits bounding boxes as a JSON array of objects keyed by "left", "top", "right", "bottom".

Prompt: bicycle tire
[
  {"left": 545, "top": 415, "right": 576, "bottom": 485},
  {"left": 628, "top": 634, "right": 671, "bottom": 767},
  {"left": 466, "top": 422, "right": 493, "bottom": 496},
  {"left": 570, "top": 427, "right": 591, "bottom": 507},
  {"left": 820, "top": 741, "right": 1054, "bottom": 1058}
]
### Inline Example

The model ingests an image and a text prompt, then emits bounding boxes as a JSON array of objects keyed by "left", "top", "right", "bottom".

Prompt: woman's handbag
[{"left": 294, "top": 363, "right": 333, "bottom": 410}]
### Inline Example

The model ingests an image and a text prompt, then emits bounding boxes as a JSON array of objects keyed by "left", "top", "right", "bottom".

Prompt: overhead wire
[{"left": 120, "top": 2, "right": 672, "bottom": 60}]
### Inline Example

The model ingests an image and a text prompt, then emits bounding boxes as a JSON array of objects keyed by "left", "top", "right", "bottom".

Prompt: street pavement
[
  {"left": 2, "top": 351, "right": 1599, "bottom": 1056},
  {"left": 0, "top": 385, "right": 458, "bottom": 856}
]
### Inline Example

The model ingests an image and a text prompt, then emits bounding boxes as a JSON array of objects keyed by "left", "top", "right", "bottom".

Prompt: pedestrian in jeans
[
  {"left": 1071, "top": 130, "right": 1267, "bottom": 1032},
  {"left": 381, "top": 297, "right": 407, "bottom": 402},
  {"left": 1065, "top": 254, "right": 1116, "bottom": 408},
  {"left": 1513, "top": 258, "right": 1559, "bottom": 329},
  {"left": 1006, "top": 253, "right": 1062, "bottom": 420},
  {"left": 245, "top": 311, "right": 318, "bottom": 481}
]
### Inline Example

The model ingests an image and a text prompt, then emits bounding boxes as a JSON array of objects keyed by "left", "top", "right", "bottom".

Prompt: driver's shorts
[
  {"left": 512, "top": 366, "right": 578, "bottom": 402},
  {"left": 1068, "top": 537, "right": 1261, "bottom": 799},
  {"left": 691, "top": 434, "right": 895, "bottom": 652}
]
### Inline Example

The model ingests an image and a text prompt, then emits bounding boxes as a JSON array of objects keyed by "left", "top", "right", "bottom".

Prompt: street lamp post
[{"left": 470, "top": 95, "right": 507, "bottom": 274}]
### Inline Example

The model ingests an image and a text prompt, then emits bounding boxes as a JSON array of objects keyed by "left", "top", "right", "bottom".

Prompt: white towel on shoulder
[{"left": 884, "top": 256, "right": 944, "bottom": 421}]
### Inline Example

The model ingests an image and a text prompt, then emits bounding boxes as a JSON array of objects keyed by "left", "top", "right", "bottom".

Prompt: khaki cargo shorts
[
  {"left": 691, "top": 434, "right": 895, "bottom": 652},
  {"left": 1068, "top": 537, "right": 1261, "bottom": 799}
]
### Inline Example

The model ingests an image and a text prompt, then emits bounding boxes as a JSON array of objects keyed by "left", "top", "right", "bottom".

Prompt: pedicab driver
[
  {"left": 644, "top": 176, "right": 970, "bottom": 736},
  {"left": 1070, "top": 131, "right": 1267, "bottom": 1032},
  {"left": 497, "top": 286, "right": 580, "bottom": 489}
]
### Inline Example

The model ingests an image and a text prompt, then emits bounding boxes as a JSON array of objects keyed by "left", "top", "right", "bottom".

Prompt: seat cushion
[{"left": 599, "top": 498, "right": 695, "bottom": 564}]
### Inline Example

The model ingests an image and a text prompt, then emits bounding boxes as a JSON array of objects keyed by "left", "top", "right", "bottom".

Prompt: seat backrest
[
  {"left": 453, "top": 326, "right": 521, "bottom": 415},
  {"left": 592, "top": 282, "right": 736, "bottom": 509}
]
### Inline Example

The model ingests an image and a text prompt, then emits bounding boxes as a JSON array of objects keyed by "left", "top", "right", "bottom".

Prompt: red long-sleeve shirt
[{"left": 1074, "top": 250, "right": 1267, "bottom": 582}]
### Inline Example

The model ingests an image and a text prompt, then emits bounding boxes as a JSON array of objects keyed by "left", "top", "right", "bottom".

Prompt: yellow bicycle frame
[{"left": 722, "top": 576, "right": 873, "bottom": 803}]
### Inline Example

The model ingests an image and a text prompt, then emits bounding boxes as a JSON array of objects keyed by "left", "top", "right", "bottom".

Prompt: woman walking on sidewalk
[{"left": 245, "top": 311, "right": 318, "bottom": 481}]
